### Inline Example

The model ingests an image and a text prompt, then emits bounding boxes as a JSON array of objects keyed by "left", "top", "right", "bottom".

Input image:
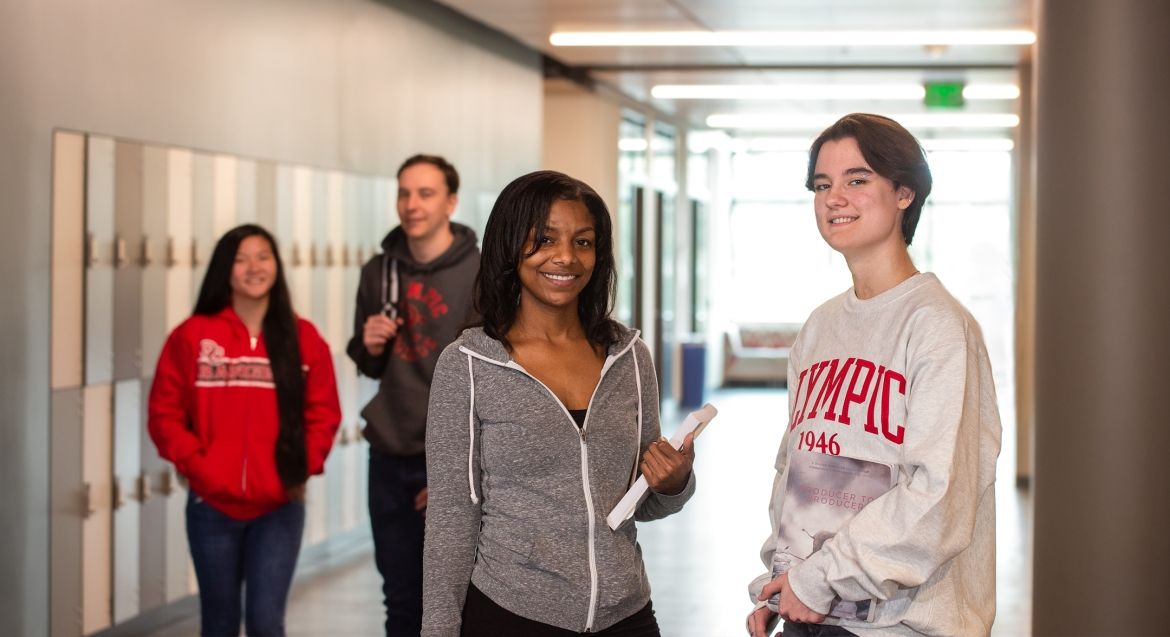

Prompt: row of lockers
[{"left": 49, "top": 131, "right": 394, "bottom": 637}]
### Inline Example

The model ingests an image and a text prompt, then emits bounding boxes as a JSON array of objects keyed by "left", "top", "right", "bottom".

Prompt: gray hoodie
[
  {"left": 346, "top": 223, "right": 479, "bottom": 456},
  {"left": 422, "top": 325, "right": 696, "bottom": 636}
]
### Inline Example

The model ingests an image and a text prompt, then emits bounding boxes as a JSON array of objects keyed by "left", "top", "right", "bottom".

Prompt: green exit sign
[{"left": 925, "top": 81, "right": 966, "bottom": 108}]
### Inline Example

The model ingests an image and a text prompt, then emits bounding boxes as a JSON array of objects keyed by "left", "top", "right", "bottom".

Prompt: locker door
[
  {"left": 212, "top": 154, "right": 238, "bottom": 237},
  {"left": 273, "top": 164, "right": 295, "bottom": 256},
  {"left": 86, "top": 137, "right": 116, "bottom": 386},
  {"left": 190, "top": 152, "right": 215, "bottom": 303},
  {"left": 138, "top": 378, "right": 167, "bottom": 612},
  {"left": 84, "top": 384, "right": 115, "bottom": 634},
  {"left": 50, "top": 131, "right": 87, "bottom": 637},
  {"left": 50, "top": 388, "right": 84, "bottom": 637},
  {"left": 323, "top": 172, "right": 345, "bottom": 538},
  {"left": 113, "top": 141, "right": 144, "bottom": 381},
  {"left": 256, "top": 161, "right": 277, "bottom": 233},
  {"left": 338, "top": 175, "right": 362, "bottom": 531},
  {"left": 303, "top": 169, "right": 327, "bottom": 545},
  {"left": 164, "top": 148, "right": 194, "bottom": 602},
  {"left": 290, "top": 166, "right": 313, "bottom": 317},
  {"left": 112, "top": 379, "right": 142, "bottom": 623},
  {"left": 138, "top": 145, "right": 169, "bottom": 613},
  {"left": 112, "top": 140, "right": 145, "bottom": 622},
  {"left": 51, "top": 131, "right": 85, "bottom": 390},
  {"left": 236, "top": 157, "right": 258, "bottom": 225}
]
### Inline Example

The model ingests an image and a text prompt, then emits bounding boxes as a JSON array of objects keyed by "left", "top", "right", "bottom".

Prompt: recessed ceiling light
[
  {"left": 705, "top": 113, "right": 1021, "bottom": 130},
  {"left": 550, "top": 30, "right": 1036, "bottom": 47}
]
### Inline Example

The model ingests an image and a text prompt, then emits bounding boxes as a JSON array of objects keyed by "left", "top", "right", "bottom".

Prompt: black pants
[
  {"left": 461, "top": 584, "right": 660, "bottom": 637},
  {"left": 368, "top": 449, "right": 427, "bottom": 637},
  {"left": 781, "top": 621, "right": 857, "bottom": 637}
]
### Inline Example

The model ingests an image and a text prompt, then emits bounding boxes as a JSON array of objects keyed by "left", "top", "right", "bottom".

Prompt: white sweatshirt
[{"left": 749, "top": 273, "right": 1002, "bottom": 637}]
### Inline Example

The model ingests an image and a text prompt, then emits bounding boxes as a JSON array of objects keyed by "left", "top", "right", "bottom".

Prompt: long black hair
[
  {"left": 193, "top": 224, "right": 307, "bottom": 489},
  {"left": 475, "top": 170, "right": 620, "bottom": 350}
]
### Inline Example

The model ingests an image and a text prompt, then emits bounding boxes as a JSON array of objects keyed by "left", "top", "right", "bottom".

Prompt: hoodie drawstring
[
  {"left": 466, "top": 353, "right": 480, "bottom": 504},
  {"left": 629, "top": 347, "right": 643, "bottom": 489}
]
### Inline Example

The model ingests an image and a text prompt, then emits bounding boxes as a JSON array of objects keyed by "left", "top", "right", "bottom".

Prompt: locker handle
[
  {"left": 325, "top": 245, "right": 336, "bottom": 267},
  {"left": 337, "top": 426, "right": 349, "bottom": 446},
  {"left": 291, "top": 242, "right": 303, "bottom": 267},
  {"left": 310, "top": 243, "right": 319, "bottom": 268},
  {"left": 140, "top": 235, "right": 153, "bottom": 267},
  {"left": 356, "top": 246, "right": 365, "bottom": 265},
  {"left": 114, "top": 236, "right": 128, "bottom": 269},
  {"left": 112, "top": 478, "right": 125, "bottom": 510},
  {"left": 166, "top": 237, "right": 178, "bottom": 268},
  {"left": 191, "top": 238, "right": 201, "bottom": 267},
  {"left": 83, "top": 482, "right": 97, "bottom": 518},
  {"left": 86, "top": 233, "right": 99, "bottom": 268},
  {"left": 136, "top": 472, "right": 153, "bottom": 503},
  {"left": 341, "top": 245, "right": 351, "bottom": 268},
  {"left": 160, "top": 468, "right": 177, "bottom": 496}
]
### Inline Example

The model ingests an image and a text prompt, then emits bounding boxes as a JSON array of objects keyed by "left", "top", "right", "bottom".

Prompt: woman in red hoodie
[{"left": 148, "top": 224, "right": 341, "bottom": 637}]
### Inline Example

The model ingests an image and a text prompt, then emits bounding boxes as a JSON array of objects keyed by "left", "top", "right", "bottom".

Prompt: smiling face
[
  {"left": 811, "top": 136, "right": 915, "bottom": 259},
  {"left": 516, "top": 198, "right": 597, "bottom": 314},
  {"left": 396, "top": 161, "right": 457, "bottom": 244},
  {"left": 230, "top": 234, "right": 278, "bottom": 304}
]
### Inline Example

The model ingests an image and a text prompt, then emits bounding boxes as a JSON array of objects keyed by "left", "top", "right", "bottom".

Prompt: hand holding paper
[
  {"left": 606, "top": 403, "right": 718, "bottom": 530},
  {"left": 640, "top": 432, "right": 695, "bottom": 495}
]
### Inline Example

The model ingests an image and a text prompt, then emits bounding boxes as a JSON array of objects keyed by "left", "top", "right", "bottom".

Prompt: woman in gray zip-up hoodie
[{"left": 422, "top": 171, "right": 696, "bottom": 636}]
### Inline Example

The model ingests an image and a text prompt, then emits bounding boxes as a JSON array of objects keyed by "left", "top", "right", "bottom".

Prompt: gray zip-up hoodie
[{"left": 422, "top": 325, "right": 696, "bottom": 636}]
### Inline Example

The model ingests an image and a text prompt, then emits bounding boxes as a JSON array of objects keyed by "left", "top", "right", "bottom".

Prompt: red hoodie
[{"left": 148, "top": 307, "right": 342, "bottom": 520}]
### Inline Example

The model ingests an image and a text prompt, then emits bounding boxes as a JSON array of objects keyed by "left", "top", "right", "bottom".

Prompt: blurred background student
[{"left": 148, "top": 224, "right": 342, "bottom": 637}]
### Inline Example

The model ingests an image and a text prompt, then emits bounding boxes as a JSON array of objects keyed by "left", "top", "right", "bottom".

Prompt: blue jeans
[
  {"left": 368, "top": 449, "right": 427, "bottom": 636},
  {"left": 186, "top": 493, "right": 305, "bottom": 637}
]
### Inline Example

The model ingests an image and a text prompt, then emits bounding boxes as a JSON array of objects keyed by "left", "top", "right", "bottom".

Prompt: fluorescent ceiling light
[
  {"left": 551, "top": 30, "right": 1036, "bottom": 47},
  {"left": 732, "top": 137, "right": 1014, "bottom": 153},
  {"left": 652, "top": 84, "right": 926, "bottom": 100},
  {"left": 962, "top": 84, "right": 1021, "bottom": 100},
  {"left": 705, "top": 113, "right": 1020, "bottom": 130},
  {"left": 651, "top": 83, "right": 1021, "bottom": 101},
  {"left": 618, "top": 138, "right": 649, "bottom": 152},
  {"left": 921, "top": 138, "right": 1015, "bottom": 151}
]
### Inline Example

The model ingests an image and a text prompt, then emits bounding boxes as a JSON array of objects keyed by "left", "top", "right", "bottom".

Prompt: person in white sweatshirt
[{"left": 746, "top": 113, "right": 1002, "bottom": 637}]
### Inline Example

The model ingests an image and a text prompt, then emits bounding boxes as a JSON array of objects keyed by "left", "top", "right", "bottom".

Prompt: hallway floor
[{"left": 144, "top": 387, "right": 1030, "bottom": 637}]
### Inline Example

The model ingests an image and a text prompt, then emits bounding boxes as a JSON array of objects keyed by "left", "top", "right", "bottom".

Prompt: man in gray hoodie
[{"left": 347, "top": 154, "right": 479, "bottom": 636}]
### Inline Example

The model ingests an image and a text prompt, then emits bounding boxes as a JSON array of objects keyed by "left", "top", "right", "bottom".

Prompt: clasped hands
[{"left": 746, "top": 573, "right": 826, "bottom": 637}]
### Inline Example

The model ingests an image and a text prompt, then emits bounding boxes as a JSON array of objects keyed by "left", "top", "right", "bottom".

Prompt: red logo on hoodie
[{"left": 392, "top": 282, "right": 448, "bottom": 363}]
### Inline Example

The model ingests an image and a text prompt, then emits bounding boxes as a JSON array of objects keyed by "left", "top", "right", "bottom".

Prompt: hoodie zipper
[
  {"left": 460, "top": 340, "right": 637, "bottom": 632},
  {"left": 242, "top": 333, "right": 259, "bottom": 494}
]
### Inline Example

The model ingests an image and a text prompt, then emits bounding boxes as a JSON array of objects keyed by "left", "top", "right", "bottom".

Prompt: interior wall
[
  {"left": 0, "top": 1, "right": 541, "bottom": 634},
  {"left": 1032, "top": 0, "right": 1170, "bottom": 632},
  {"left": 540, "top": 80, "right": 621, "bottom": 215}
]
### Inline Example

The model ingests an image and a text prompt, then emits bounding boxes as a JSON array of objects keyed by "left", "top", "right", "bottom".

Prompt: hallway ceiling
[{"left": 435, "top": 0, "right": 1034, "bottom": 135}]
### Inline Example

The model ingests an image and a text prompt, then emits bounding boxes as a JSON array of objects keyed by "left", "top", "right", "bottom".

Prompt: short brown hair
[
  {"left": 806, "top": 113, "right": 932, "bottom": 245},
  {"left": 397, "top": 154, "right": 460, "bottom": 195}
]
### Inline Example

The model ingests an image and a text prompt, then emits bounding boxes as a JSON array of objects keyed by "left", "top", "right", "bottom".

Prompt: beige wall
[
  {"left": 541, "top": 79, "right": 621, "bottom": 214},
  {"left": 0, "top": 1, "right": 542, "bottom": 634}
]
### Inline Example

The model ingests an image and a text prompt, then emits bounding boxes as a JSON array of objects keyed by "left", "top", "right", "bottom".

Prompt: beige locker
[
  {"left": 51, "top": 131, "right": 85, "bottom": 390},
  {"left": 163, "top": 148, "right": 195, "bottom": 602},
  {"left": 85, "top": 137, "right": 117, "bottom": 385}
]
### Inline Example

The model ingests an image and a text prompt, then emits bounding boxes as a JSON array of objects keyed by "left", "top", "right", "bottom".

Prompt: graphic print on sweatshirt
[
  {"left": 392, "top": 281, "right": 450, "bottom": 363},
  {"left": 195, "top": 338, "right": 275, "bottom": 388},
  {"left": 788, "top": 356, "right": 908, "bottom": 455}
]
